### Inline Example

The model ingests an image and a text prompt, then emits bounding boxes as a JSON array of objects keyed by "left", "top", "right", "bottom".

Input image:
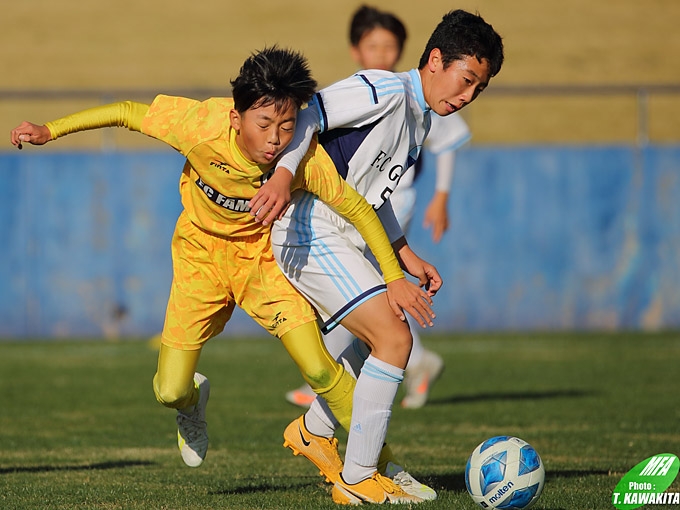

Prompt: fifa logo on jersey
[
  {"left": 272, "top": 312, "right": 287, "bottom": 328},
  {"left": 210, "top": 160, "right": 231, "bottom": 173}
]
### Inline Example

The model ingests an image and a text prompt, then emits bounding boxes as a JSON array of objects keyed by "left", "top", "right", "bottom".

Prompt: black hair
[
  {"left": 418, "top": 10, "right": 504, "bottom": 77},
  {"left": 349, "top": 5, "right": 407, "bottom": 53},
  {"left": 230, "top": 46, "right": 317, "bottom": 113}
]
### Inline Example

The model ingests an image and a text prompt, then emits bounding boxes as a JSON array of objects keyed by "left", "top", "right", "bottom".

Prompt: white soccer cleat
[
  {"left": 385, "top": 461, "right": 437, "bottom": 501},
  {"left": 177, "top": 372, "right": 210, "bottom": 467}
]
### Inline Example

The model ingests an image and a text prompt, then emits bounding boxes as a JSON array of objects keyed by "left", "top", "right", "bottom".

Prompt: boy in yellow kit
[{"left": 11, "top": 46, "right": 435, "bottom": 504}]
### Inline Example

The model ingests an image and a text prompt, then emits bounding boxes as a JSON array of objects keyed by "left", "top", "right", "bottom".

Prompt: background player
[{"left": 285, "top": 5, "right": 473, "bottom": 411}]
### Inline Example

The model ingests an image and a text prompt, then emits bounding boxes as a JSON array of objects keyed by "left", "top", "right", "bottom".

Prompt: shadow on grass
[
  {"left": 210, "top": 476, "right": 321, "bottom": 495},
  {"left": 415, "top": 469, "right": 611, "bottom": 510},
  {"left": 424, "top": 468, "right": 613, "bottom": 492},
  {"left": 0, "top": 459, "right": 154, "bottom": 474},
  {"left": 428, "top": 389, "right": 595, "bottom": 406}
]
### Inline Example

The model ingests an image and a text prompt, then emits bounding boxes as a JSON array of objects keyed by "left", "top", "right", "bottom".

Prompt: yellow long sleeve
[
  {"left": 46, "top": 101, "right": 150, "bottom": 140},
  {"left": 332, "top": 185, "right": 404, "bottom": 284}
]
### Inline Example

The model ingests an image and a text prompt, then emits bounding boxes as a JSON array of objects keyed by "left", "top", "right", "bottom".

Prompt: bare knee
[
  {"left": 385, "top": 323, "right": 413, "bottom": 355},
  {"left": 364, "top": 321, "right": 413, "bottom": 368}
]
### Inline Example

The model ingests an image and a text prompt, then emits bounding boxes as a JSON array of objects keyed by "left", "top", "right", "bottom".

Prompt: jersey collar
[{"left": 408, "top": 69, "right": 430, "bottom": 113}]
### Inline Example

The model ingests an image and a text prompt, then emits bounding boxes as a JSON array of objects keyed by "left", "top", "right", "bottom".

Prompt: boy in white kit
[
  {"left": 251, "top": 9, "right": 504, "bottom": 505},
  {"left": 285, "top": 4, "right": 473, "bottom": 411}
]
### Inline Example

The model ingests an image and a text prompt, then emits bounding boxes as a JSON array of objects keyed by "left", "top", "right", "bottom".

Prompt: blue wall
[{"left": 1, "top": 146, "right": 678, "bottom": 337}]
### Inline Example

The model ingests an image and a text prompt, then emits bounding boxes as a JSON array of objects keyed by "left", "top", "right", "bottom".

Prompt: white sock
[
  {"left": 405, "top": 315, "right": 424, "bottom": 369},
  {"left": 342, "top": 355, "right": 403, "bottom": 485},
  {"left": 304, "top": 398, "right": 337, "bottom": 438},
  {"left": 338, "top": 337, "right": 371, "bottom": 379},
  {"left": 324, "top": 326, "right": 355, "bottom": 359}
]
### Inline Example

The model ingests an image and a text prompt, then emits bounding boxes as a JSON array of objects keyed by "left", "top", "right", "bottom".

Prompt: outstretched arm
[{"left": 10, "top": 101, "right": 149, "bottom": 149}]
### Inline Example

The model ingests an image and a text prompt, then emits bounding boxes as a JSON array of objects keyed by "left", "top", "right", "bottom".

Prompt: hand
[
  {"left": 385, "top": 278, "right": 436, "bottom": 328},
  {"left": 248, "top": 167, "right": 294, "bottom": 226},
  {"left": 10, "top": 121, "right": 52, "bottom": 149},
  {"left": 393, "top": 238, "right": 443, "bottom": 297},
  {"left": 423, "top": 191, "right": 449, "bottom": 243}
]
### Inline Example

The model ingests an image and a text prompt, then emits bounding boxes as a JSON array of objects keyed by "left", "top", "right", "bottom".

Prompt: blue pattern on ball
[
  {"left": 495, "top": 483, "right": 540, "bottom": 509},
  {"left": 518, "top": 445, "right": 541, "bottom": 475},
  {"left": 466, "top": 436, "right": 544, "bottom": 509},
  {"left": 480, "top": 451, "right": 507, "bottom": 494},
  {"left": 480, "top": 435, "right": 511, "bottom": 453}
]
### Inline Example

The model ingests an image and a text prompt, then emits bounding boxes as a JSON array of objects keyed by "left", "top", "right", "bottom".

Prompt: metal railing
[{"left": 483, "top": 83, "right": 680, "bottom": 147}]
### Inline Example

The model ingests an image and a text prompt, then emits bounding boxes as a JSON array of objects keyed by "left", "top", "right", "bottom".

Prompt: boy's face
[
  {"left": 230, "top": 101, "right": 298, "bottom": 166},
  {"left": 351, "top": 27, "right": 401, "bottom": 72},
  {"left": 421, "top": 49, "right": 491, "bottom": 116}
]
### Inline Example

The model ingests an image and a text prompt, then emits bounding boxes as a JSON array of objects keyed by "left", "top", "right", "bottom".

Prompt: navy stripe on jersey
[
  {"left": 357, "top": 74, "right": 379, "bottom": 104},
  {"left": 318, "top": 122, "right": 377, "bottom": 180},
  {"left": 407, "top": 153, "right": 417, "bottom": 170},
  {"left": 413, "top": 154, "right": 424, "bottom": 181},
  {"left": 321, "top": 284, "right": 387, "bottom": 334},
  {"left": 313, "top": 92, "right": 328, "bottom": 133}
]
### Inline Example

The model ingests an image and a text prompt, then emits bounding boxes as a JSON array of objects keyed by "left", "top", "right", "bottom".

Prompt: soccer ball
[{"left": 465, "top": 436, "right": 545, "bottom": 509}]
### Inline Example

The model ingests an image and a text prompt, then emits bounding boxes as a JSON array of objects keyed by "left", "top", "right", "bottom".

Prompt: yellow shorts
[{"left": 161, "top": 211, "right": 316, "bottom": 350}]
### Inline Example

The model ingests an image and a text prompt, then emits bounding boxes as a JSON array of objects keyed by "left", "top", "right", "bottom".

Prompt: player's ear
[
  {"left": 229, "top": 109, "right": 242, "bottom": 132},
  {"left": 428, "top": 48, "right": 443, "bottom": 72}
]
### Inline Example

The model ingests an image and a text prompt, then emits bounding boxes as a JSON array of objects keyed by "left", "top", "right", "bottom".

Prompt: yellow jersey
[{"left": 46, "top": 96, "right": 403, "bottom": 283}]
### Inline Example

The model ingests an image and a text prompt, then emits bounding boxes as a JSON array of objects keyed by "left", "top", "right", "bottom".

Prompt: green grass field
[{"left": 1, "top": 332, "right": 679, "bottom": 509}]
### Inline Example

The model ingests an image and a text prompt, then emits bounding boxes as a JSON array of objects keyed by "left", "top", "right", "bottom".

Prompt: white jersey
[
  {"left": 271, "top": 68, "right": 435, "bottom": 331},
  {"left": 277, "top": 68, "right": 432, "bottom": 242}
]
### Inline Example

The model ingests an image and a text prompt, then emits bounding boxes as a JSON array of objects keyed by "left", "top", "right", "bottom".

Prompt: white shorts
[{"left": 271, "top": 189, "right": 386, "bottom": 333}]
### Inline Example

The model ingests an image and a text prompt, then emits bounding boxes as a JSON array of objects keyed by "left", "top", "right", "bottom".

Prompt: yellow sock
[
  {"left": 281, "top": 321, "right": 356, "bottom": 431},
  {"left": 314, "top": 366, "right": 356, "bottom": 432}
]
